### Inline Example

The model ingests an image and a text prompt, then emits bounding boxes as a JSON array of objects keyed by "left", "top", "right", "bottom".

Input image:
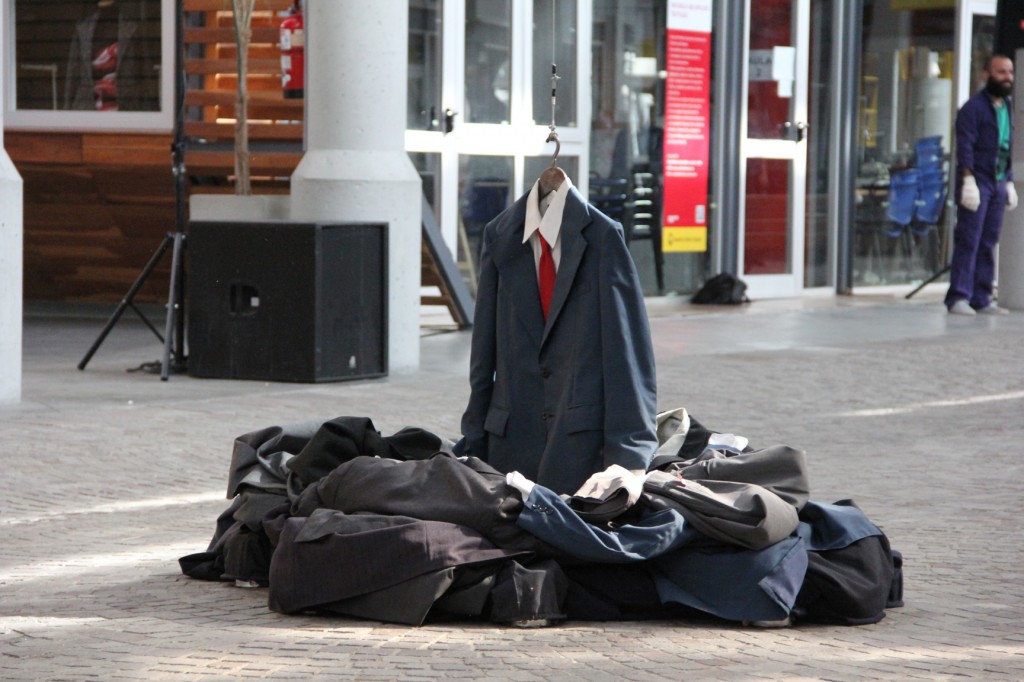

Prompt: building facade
[{"left": 1, "top": 0, "right": 1002, "bottom": 303}]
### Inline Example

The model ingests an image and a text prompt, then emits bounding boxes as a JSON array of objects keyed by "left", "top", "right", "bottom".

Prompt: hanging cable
[
  {"left": 539, "top": 0, "right": 566, "bottom": 195},
  {"left": 546, "top": 0, "right": 560, "bottom": 163}
]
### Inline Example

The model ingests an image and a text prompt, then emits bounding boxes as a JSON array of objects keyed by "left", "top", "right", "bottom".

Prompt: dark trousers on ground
[{"left": 945, "top": 179, "right": 1007, "bottom": 310}]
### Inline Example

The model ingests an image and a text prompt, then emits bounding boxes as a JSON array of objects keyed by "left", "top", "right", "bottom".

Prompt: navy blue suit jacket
[
  {"left": 956, "top": 89, "right": 1014, "bottom": 191},
  {"left": 460, "top": 186, "right": 658, "bottom": 495}
]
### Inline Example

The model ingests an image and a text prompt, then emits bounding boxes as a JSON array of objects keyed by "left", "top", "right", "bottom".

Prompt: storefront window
[
  {"left": 8, "top": 0, "right": 171, "bottom": 128},
  {"left": 464, "top": 0, "right": 511, "bottom": 124},
  {"left": 805, "top": 0, "right": 834, "bottom": 288},
  {"left": 14, "top": 0, "right": 161, "bottom": 111},
  {"left": 590, "top": 0, "right": 703, "bottom": 296},
  {"left": 408, "top": 0, "right": 442, "bottom": 131},
  {"left": 459, "top": 154, "right": 513, "bottom": 277},
  {"left": 532, "top": 0, "right": 576, "bottom": 127},
  {"left": 590, "top": 1, "right": 660, "bottom": 182},
  {"left": 853, "top": 3, "right": 956, "bottom": 287}
]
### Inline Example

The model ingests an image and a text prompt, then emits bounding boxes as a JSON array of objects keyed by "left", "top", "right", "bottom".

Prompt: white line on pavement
[
  {"left": 1, "top": 491, "right": 226, "bottom": 526},
  {"left": 834, "top": 389, "right": 1024, "bottom": 417},
  {"left": 0, "top": 542, "right": 202, "bottom": 585}
]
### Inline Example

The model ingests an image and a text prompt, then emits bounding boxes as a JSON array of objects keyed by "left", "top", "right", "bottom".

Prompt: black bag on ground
[{"left": 691, "top": 273, "right": 749, "bottom": 305}]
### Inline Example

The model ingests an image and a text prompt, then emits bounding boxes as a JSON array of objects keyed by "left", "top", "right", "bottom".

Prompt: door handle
[
  {"left": 782, "top": 121, "right": 808, "bottom": 142},
  {"left": 444, "top": 108, "right": 458, "bottom": 134}
]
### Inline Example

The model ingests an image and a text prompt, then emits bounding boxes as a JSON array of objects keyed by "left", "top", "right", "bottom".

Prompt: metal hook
[
  {"left": 546, "top": 59, "right": 561, "bottom": 167},
  {"left": 546, "top": 129, "right": 560, "bottom": 166}
]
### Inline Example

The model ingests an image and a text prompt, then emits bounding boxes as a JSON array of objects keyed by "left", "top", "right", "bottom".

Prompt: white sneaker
[
  {"left": 977, "top": 303, "right": 1009, "bottom": 315},
  {"left": 948, "top": 300, "right": 976, "bottom": 316}
]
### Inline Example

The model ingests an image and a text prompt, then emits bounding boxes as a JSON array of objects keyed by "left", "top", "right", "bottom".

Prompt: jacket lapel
[
  {"left": 492, "top": 194, "right": 546, "bottom": 348},
  {"left": 541, "top": 188, "right": 592, "bottom": 347}
]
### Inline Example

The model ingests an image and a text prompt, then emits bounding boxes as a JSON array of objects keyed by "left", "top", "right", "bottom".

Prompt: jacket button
[{"left": 542, "top": 368, "right": 551, "bottom": 378}]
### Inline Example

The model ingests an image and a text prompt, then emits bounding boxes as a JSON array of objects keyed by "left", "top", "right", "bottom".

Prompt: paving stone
[{"left": 3, "top": 295, "right": 1024, "bottom": 680}]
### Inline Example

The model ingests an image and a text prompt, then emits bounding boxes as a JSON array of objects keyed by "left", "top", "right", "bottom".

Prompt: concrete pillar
[
  {"left": 1, "top": 6, "right": 25, "bottom": 405},
  {"left": 999, "top": 185, "right": 1024, "bottom": 310},
  {"left": 1001, "top": 51, "right": 1024, "bottom": 310},
  {"left": 290, "top": 0, "right": 422, "bottom": 371}
]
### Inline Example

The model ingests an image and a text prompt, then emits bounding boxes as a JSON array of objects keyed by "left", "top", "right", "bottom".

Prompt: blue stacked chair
[
  {"left": 884, "top": 168, "right": 919, "bottom": 274},
  {"left": 885, "top": 169, "right": 918, "bottom": 231},
  {"left": 911, "top": 136, "right": 947, "bottom": 272},
  {"left": 913, "top": 136, "right": 943, "bottom": 170},
  {"left": 914, "top": 175, "right": 945, "bottom": 226}
]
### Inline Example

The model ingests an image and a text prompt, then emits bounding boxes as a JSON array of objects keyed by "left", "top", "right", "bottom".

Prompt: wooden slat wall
[
  {"left": 11, "top": 131, "right": 178, "bottom": 302},
  {"left": 183, "top": 0, "right": 303, "bottom": 191}
]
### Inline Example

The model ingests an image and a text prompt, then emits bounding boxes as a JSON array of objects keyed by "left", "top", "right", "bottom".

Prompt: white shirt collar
[{"left": 524, "top": 175, "right": 574, "bottom": 245}]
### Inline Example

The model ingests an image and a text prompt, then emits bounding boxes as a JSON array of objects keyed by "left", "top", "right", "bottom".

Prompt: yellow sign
[
  {"left": 663, "top": 227, "right": 707, "bottom": 253},
  {"left": 890, "top": 0, "right": 955, "bottom": 9}
]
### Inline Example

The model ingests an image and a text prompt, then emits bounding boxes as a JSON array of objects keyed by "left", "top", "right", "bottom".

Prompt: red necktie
[{"left": 538, "top": 235, "right": 556, "bottom": 320}]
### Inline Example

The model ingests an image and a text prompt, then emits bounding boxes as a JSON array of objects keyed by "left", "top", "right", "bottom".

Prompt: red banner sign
[{"left": 662, "top": 0, "right": 712, "bottom": 252}]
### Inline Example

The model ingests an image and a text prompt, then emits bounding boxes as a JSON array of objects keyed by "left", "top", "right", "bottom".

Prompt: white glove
[
  {"left": 573, "top": 464, "right": 644, "bottom": 506},
  {"left": 505, "top": 471, "right": 535, "bottom": 499},
  {"left": 960, "top": 175, "right": 981, "bottom": 212},
  {"left": 1007, "top": 181, "right": 1018, "bottom": 211}
]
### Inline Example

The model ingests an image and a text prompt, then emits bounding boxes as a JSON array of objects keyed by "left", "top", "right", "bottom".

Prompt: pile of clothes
[{"left": 180, "top": 409, "right": 903, "bottom": 627}]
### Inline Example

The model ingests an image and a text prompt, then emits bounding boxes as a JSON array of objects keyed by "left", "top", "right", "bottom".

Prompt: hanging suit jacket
[{"left": 460, "top": 187, "right": 658, "bottom": 495}]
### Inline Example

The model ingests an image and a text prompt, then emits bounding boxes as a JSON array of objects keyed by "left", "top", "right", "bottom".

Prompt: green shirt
[{"left": 996, "top": 100, "right": 1011, "bottom": 181}]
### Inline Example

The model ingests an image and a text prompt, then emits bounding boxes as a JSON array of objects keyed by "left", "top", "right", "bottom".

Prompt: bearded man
[{"left": 946, "top": 54, "right": 1018, "bottom": 315}]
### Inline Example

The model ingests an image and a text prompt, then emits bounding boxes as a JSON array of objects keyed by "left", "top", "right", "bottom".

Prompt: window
[
  {"left": 853, "top": 2, "right": 958, "bottom": 287},
  {"left": 5, "top": 0, "right": 173, "bottom": 130}
]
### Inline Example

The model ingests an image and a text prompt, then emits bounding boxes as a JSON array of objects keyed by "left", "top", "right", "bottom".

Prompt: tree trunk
[{"left": 232, "top": 0, "right": 255, "bottom": 195}]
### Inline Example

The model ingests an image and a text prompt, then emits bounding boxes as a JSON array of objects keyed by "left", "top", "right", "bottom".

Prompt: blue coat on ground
[{"left": 459, "top": 186, "right": 658, "bottom": 495}]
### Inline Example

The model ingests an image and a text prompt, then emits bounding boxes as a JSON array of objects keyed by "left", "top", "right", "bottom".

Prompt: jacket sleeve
[
  {"left": 597, "top": 222, "right": 659, "bottom": 472},
  {"left": 459, "top": 222, "right": 500, "bottom": 460},
  {"left": 956, "top": 96, "right": 979, "bottom": 179}
]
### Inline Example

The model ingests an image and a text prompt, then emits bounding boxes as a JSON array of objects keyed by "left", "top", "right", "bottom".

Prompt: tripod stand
[
  {"left": 904, "top": 263, "right": 950, "bottom": 299},
  {"left": 78, "top": 0, "right": 188, "bottom": 381}
]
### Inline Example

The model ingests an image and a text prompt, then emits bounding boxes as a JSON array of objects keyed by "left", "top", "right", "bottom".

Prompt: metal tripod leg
[
  {"left": 905, "top": 264, "right": 950, "bottom": 299},
  {"left": 161, "top": 231, "right": 187, "bottom": 381},
  {"left": 78, "top": 234, "right": 173, "bottom": 371}
]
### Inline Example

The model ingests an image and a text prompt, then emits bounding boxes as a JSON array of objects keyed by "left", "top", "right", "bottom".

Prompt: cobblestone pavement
[{"left": 2, "top": 293, "right": 1023, "bottom": 681}]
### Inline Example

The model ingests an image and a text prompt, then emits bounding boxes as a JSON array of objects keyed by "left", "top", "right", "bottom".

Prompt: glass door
[
  {"left": 406, "top": 0, "right": 589, "bottom": 288},
  {"left": 950, "top": 1, "right": 996, "bottom": 281},
  {"left": 739, "top": 0, "right": 810, "bottom": 299},
  {"left": 955, "top": 0, "right": 996, "bottom": 111}
]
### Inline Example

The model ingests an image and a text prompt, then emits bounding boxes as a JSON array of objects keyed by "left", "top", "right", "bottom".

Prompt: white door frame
[
  {"left": 405, "top": 0, "right": 592, "bottom": 255},
  {"left": 738, "top": 0, "right": 810, "bottom": 299},
  {"left": 952, "top": 0, "right": 996, "bottom": 277},
  {"left": 955, "top": 0, "right": 996, "bottom": 110}
]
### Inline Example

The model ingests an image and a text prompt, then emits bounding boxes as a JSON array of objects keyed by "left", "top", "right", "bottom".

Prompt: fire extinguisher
[{"left": 279, "top": 0, "right": 304, "bottom": 99}]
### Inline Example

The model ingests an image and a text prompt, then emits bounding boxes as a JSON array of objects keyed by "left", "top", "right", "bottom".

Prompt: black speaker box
[{"left": 187, "top": 221, "right": 388, "bottom": 382}]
